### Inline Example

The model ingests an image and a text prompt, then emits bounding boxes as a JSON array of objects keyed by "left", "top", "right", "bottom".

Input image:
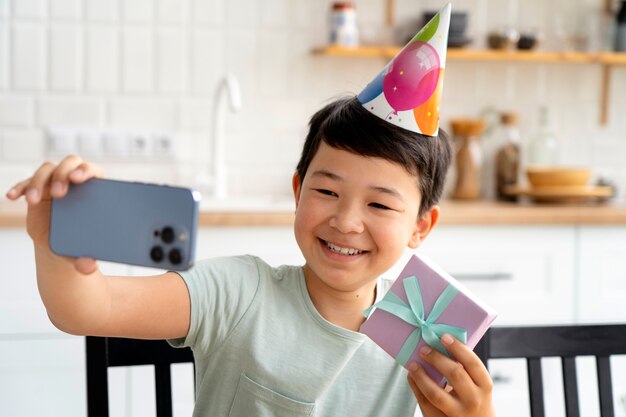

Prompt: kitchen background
[
  {"left": 2, "top": 0, "right": 626, "bottom": 417},
  {"left": 0, "top": 0, "right": 625, "bottom": 201}
]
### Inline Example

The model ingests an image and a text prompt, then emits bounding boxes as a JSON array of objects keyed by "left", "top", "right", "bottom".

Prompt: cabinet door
[
  {"left": 0, "top": 336, "right": 86, "bottom": 417},
  {"left": 0, "top": 229, "right": 51, "bottom": 333},
  {"left": 578, "top": 226, "right": 626, "bottom": 416},
  {"left": 578, "top": 225, "right": 626, "bottom": 322},
  {"left": 416, "top": 225, "right": 577, "bottom": 325}
]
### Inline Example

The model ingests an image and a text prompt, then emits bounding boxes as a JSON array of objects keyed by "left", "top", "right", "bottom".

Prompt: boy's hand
[
  {"left": 407, "top": 334, "right": 495, "bottom": 417},
  {"left": 5, "top": 155, "right": 103, "bottom": 273}
]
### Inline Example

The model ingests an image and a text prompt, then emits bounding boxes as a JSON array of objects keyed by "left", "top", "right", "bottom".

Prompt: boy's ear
[
  {"left": 292, "top": 172, "right": 302, "bottom": 208},
  {"left": 408, "top": 205, "right": 440, "bottom": 249}
]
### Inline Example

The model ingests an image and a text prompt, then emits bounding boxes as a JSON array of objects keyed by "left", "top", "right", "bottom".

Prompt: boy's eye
[
  {"left": 369, "top": 202, "right": 391, "bottom": 210},
  {"left": 315, "top": 189, "right": 337, "bottom": 197}
]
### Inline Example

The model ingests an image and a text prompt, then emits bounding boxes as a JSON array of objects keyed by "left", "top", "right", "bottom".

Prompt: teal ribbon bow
[{"left": 364, "top": 276, "right": 467, "bottom": 366}]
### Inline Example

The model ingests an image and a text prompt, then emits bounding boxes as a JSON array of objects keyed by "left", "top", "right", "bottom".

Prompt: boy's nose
[{"left": 329, "top": 202, "right": 364, "bottom": 234}]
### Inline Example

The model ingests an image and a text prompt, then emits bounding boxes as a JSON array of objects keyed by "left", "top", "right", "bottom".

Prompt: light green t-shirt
[{"left": 169, "top": 255, "right": 419, "bottom": 417}]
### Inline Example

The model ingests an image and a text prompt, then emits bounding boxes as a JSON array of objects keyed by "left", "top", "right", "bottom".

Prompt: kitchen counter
[{"left": 3, "top": 199, "right": 626, "bottom": 227}]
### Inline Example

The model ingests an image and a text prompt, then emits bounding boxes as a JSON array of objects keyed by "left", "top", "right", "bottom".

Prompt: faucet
[{"left": 207, "top": 74, "right": 242, "bottom": 200}]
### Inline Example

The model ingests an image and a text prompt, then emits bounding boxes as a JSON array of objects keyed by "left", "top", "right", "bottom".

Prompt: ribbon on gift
[{"left": 363, "top": 276, "right": 467, "bottom": 366}]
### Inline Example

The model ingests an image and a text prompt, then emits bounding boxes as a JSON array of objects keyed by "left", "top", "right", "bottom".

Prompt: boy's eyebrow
[
  {"left": 369, "top": 185, "right": 404, "bottom": 201},
  {"left": 311, "top": 170, "right": 404, "bottom": 201},
  {"left": 311, "top": 170, "right": 342, "bottom": 181}
]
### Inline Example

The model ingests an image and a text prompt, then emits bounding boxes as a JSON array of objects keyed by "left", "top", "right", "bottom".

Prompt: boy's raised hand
[
  {"left": 407, "top": 334, "right": 495, "bottom": 417},
  {"left": 5, "top": 155, "right": 103, "bottom": 273}
]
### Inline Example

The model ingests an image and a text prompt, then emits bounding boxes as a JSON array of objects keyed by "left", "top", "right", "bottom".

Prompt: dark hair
[{"left": 296, "top": 96, "right": 453, "bottom": 217}]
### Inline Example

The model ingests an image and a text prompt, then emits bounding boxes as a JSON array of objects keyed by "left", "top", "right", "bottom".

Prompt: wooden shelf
[
  {"left": 313, "top": 45, "right": 626, "bottom": 125},
  {"left": 313, "top": 45, "right": 626, "bottom": 65}
]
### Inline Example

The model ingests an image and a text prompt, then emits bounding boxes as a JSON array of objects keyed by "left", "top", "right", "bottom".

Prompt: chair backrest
[
  {"left": 85, "top": 336, "right": 194, "bottom": 417},
  {"left": 474, "top": 324, "right": 626, "bottom": 417}
]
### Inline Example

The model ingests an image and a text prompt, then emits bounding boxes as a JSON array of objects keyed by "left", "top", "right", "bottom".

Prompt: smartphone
[{"left": 49, "top": 178, "right": 200, "bottom": 271}]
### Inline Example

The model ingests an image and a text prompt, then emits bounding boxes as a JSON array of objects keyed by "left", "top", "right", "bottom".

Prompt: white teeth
[{"left": 325, "top": 241, "right": 364, "bottom": 256}]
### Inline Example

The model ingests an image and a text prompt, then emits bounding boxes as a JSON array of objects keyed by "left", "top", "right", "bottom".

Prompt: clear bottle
[
  {"left": 527, "top": 107, "right": 559, "bottom": 167},
  {"left": 495, "top": 112, "right": 521, "bottom": 201}
]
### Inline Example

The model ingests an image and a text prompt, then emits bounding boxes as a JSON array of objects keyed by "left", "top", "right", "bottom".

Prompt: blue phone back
[{"left": 49, "top": 178, "right": 200, "bottom": 271}]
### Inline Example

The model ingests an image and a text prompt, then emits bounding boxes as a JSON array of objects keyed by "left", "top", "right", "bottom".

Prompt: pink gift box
[{"left": 360, "top": 254, "right": 497, "bottom": 386}]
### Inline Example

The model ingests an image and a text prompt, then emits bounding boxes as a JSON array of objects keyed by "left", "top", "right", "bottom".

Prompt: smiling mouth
[{"left": 322, "top": 240, "right": 366, "bottom": 256}]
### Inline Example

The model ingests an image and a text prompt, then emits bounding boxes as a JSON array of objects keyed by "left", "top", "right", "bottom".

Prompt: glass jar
[
  {"left": 527, "top": 107, "right": 559, "bottom": 167},
  {"left": 451, "top": 119, "right": 485, "bottom": 200},
  {"left": 329, "top": 2, "right": 359, "bottom": 48}
]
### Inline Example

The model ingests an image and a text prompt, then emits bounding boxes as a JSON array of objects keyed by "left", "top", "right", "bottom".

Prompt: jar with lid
[
  {"left": 451, "top": 119, "right": 485, "bottom": 200},
  {"left": 329, "top": 2, "right": 359, "bottom": 48},
  {"left": 495, "top": 112, "right": 521, "bottom": 201}
]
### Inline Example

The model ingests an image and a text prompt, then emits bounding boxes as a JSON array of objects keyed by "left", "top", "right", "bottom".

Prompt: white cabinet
[
  {"left": 417, "top": 225, "right": 577, "bottom": 325},
  {"left": 578, "top": 226, "right": 626, "bottom": 323}
]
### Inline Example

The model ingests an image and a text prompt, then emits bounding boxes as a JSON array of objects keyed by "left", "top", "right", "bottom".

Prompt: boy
[{"left": 6, "top": 4, "right": 495, "bottom": 416}]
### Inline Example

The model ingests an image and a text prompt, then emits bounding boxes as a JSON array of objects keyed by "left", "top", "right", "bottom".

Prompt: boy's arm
[{"left": 7, "top": 155, "right": 190, "bottom": 339}]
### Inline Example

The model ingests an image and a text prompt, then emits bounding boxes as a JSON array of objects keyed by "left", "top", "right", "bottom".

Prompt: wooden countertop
[{"left": 3, "top": 199, "right": 626, "bottom": 228}]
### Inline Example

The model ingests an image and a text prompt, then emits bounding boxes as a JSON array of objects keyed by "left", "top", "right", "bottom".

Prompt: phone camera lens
[
  {"left": 150, "top": 246, "right": 164, "bottom": 262},
  {"left": 169, "top": 248, "right": 183, "bottom": 265},
  {"left": 161, "top": 227, "right": 175, "bottom": 244}
]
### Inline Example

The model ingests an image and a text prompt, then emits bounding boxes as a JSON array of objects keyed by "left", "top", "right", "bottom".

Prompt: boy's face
[{"left": 292, "top": 142, "right": 437, "bottom": 294}]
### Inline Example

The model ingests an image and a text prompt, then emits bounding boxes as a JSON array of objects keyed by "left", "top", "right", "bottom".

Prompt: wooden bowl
[{"left": 526, "top": 167, "right": 592, "bottom": 188}]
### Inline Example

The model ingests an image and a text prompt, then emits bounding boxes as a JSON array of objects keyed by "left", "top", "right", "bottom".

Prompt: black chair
[
  {"left": 86, "top": 336, "right": 194, "bottom": 417},
  {"left": 87, "top": 326, "right": 626, "bottom": 417},
  {"left": 474, "top": 324, "right": 626, "bottom": 417}
]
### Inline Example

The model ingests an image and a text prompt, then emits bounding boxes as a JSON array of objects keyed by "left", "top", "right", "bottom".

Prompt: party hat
[{"left": 357, "top": 3, "right": 451, "bottom": 137}]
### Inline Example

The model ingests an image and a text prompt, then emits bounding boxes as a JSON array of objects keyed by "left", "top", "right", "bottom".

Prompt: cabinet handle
[
  {"left": 452, "top": 273, "right": 513, "bottom": 281},
  {"left": 491, "top": 372, "right": 512, "bottom": 384}
]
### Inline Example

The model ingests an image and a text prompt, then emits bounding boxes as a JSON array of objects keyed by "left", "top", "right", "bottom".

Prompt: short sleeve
[{"left": 167, "top": 255, "right": 260, "bottom": 356}]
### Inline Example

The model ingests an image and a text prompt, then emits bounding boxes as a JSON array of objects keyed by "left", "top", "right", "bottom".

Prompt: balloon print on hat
[{"left": 383, "top": 41, "right": 440, "bottom": 115}]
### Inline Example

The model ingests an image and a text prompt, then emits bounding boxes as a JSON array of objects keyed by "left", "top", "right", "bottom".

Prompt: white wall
[{"left": 1, "top": 0, "right": 626, "bottom": 201}]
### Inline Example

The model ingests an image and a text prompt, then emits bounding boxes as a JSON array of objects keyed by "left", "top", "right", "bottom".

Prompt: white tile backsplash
[
  {"left": 0, "top": 22, "right": 8, "bottom": 90},
  {"left": 190, "top": 0, "right": 224, "bottom": 25},
  {"left": 12, "top": 0, "right": 46, "bottom": 19},
  {"left": 122, "top": 0, "right": 154, "bottom": 23},
  {"left": 85, "top": 0, "right": 118, "bottom": 22},
  {"left": 11, "top": 22, "right": 46, "bottom": 91},
  {"left": 1, "top": 128, "right": 45, "bottom": 161},
  {"left": 122, "top": 27, "right": 154, "bottom": 92},
  {"left": 49, "top": 0, "right": 81, "bottom": 20},
  {"left": 38, "top": 96, "right": 104, "bottom": 126},
  {"left": 1, "top": 0, "right": 626, "bottom": 201},
  {"left": 156, "top": 0, "right": 188, "bottom": 24},
  {"left": 49, "top": 24, "right": 82, "bottom": 91},
  {"left": 190, "top": 28, "right": 224, "bottom": 94},
  {"left": 0, "top": 95, "right": 34, "bottom": 127},
  {"left": 156, "top": 28, "right": 187, "bottom": 93},
  {"left": 85, "top": 26, "right": 119, "bottom": 92},
  {"left": 109, "top": 98, "right": 176, "bottom": 129}
]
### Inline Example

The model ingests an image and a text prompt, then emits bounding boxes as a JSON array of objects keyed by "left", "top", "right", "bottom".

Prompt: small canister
[{"left": 329, "top": 2, "right": 359, "bottom": 48}]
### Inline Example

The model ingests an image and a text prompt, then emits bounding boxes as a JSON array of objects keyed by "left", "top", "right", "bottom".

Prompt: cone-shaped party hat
[{"left": 357, "top": 3, "right": 451, "bottom": 137}]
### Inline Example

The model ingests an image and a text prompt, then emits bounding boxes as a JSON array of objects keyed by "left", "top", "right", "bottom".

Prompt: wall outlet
[
  {"left": 46, "top": 127, "right": 177, "bottom": 161},
  {"left": 77, "top": 128, "right": 103, "bottom": 157},
  {"left": 127, "top": 130, "right": 153, "bottom": 158},
  {"left": 47, "top": 127, "right": 77, "bottom": 156},
  {"left": 101, "top": 129, "right": 128, "bottom": 158},
  {"left": 153, "top": 133, "right": 175, "bottom": 159}
]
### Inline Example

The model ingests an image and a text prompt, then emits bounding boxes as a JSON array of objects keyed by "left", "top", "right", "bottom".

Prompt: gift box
[{"left": 360, "top": 253, "right": 497, "bottom": 386}]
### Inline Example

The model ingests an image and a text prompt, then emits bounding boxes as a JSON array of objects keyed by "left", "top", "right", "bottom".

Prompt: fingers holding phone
[
  {"left": 5, "top": 155, "right": 104, "bottom": 257},
  {"left": 6, "top": 154, "right": 103, "bottom": 203}
]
